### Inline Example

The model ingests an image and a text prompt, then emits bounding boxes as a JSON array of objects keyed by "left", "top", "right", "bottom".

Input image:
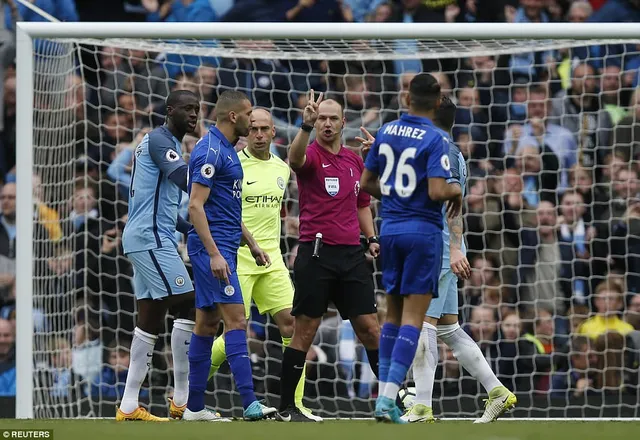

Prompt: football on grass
[{"left": 398, "top": 386, "right": 416, "bottom": 411}]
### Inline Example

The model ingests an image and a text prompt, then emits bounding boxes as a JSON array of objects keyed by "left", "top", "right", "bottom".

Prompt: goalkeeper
[{"left": 207, "top": 108, "right": 321, "bottom": 421}]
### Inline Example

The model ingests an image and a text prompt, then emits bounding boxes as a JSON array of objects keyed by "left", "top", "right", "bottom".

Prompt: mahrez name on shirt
[{"left": 382, "top": 124, "right": 427, "bottom": 140}]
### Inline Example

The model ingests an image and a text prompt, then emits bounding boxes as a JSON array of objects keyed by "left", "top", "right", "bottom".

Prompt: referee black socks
[
  {"left": 366, "top": 349, "right": 379, "bottom": 378},
  {"left": 280, "top": 347, "right": 307, "bottom": 411}
]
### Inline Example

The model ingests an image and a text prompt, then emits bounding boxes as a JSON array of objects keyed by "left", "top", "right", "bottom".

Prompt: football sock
[
  {"left": 282, "top": 336, "right": 306, "bottom": 408},
  {"left": 187, "top": 333, "right": 214, "bottom": 412},
  {"left": 171, "top": 319, "right": 194, "bottom": 407},
  {"left": 382, "top": 325, "right": 421, "bottom": 400},
  {"left": 378, "top": 322, "right": 399, "bottom": 395},
  {"left": 120, "top": 327, "right": 157, "bottom": 414},
  {"left": 225, "top": 329, "right": 257, "bottom": 409},
  {"left": 279, "top": 347, "right": 306, "bottom": 411},
  {"left": 365, "top": 348, "right": 379, "bottom": 378},
  {"left": 413, "top": 322, "right": 438, "bottom": 407},
  {"left": 437, "top": 323, "right": 501, "bottom": 393},
  {"left": 209, "top": 335, "right": 227, "bottom": 380}
]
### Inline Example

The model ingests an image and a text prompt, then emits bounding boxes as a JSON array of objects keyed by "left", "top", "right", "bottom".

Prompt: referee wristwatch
[
  {"left": 300, "top": 122, "right": 314, "bottom": 133},
  {"left": 367, "top": 236, "right": 379, "bottom": 245}
]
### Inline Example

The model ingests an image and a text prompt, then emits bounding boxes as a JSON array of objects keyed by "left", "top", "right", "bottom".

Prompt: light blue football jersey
[
  {"left": 122, "top": 126, "right": 186, "bottom": 254},
  {"left": 439, "top": 132, "right": 468, "bottom": 269}
]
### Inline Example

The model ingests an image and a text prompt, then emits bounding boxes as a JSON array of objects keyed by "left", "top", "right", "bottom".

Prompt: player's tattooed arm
[{"left": 447, "top": 184, "right": 471, "bottom": 280}]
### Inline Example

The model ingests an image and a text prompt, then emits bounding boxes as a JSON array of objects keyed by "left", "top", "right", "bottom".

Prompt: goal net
[{"left": 16, "top": 22, "right": 640, "bottom": 419}]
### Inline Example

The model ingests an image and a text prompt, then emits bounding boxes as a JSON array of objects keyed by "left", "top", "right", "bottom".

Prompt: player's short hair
[
  {"left": 408, "top": 73, "right": 441, "bottom": 112},
  {"left": 215, "top": 90, "right": 250, "bottom": 121},
  {"left": 166, "top": 89, "right": 199, "bottom": 108},
  {"left": 433, "top": 95, "right": 456, "bottom": 132}
]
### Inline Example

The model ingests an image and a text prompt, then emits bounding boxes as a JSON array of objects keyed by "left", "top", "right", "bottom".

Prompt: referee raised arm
[{"left": 275, "top": 91, "right": 381, "bottom": 422}]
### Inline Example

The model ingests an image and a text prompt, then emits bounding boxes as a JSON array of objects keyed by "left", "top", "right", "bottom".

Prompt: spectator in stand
[
  {"left": 551, "top": 334, "right": 599, "bottom": 398},
  {"left": 551, "top": 62, "right": 613, "bottom": 169},
  {"left": 38, "top": 337, "right": 79, "bottom": 401},
  {"left": 143, "top": 0, "right": 218, "bottom": 78},
  {"left": 557, "top": 190, "right": 595, "bottom": 305},
  {"left": 515, "top": 140, "right": 559, "bottom": 207},
  {"left": 1, "top": 73, "right": 15, "bottom": 182},
  {"left": 578, "top": 279, "right": 634, "bottom": 339},
  {"left": 463, "top": 176, "right": 502, "bottom": 262},
  {"left": 466, "top": 305, "right": 499, "bottom": 370},
  {"left": 510, "top": 0, "right": 554, "bottom": 81},
  {"left": 520, "top": 201, "right": 567, "bottom": 315},
  {"left": 592, "top": 168, "right": 640, "bottom": 284},
  {"left": 327, "top": 74, "right": 382, "bottom": 140},
  {"left": 522, "top": 307, "right": 566, "bottom": 391},
  {"left": 504, "top": 85, "right": 576, "bottom": 190},
  {"left": 344, "top": 0, "right": 387, "bottom": 22},
  {"left": 614, "top": 88, "right": 640, "bottom": 162},
  {"left": 600, "top": 64, "right": 628, "bottom": 126},
  {"left": 569, "top": 165, "right": 609, "bottom": 224},
  {"left": 626, "top": 294, "right": 640, "bottom": 329},
  {"left": 99, "top": 49, "right": 168, "bottom": 116},
  {"left": 0, "top": 182, "right": 16, "bottom": 299},
  {"left": 496, "top": 312, "right": 537, "bottom": 391},
  {"left": 282, "top": 0, "right": 351, "bottom": 22},
  {"left": 0, "top": 317, "right": 14, "bottom": 396},
  {"left": 4, "top": 0, "right": 78, "bottom": 28}
]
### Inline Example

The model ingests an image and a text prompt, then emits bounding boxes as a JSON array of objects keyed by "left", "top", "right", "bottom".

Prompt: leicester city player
[
  {"left": 402, "top": 97, "right": 517, "bottom": 424},
  {"left": 119, "top": 90, "right": 199, "bottom": 422},
  {"left": 360, "top": 73, "right": 463, "bottom": 424},
  {"left": 185, "top": 90, "right": 277, "bottom": 421},
  {"left": 207, "top": 108, "right": 321, "bottom": 421}
]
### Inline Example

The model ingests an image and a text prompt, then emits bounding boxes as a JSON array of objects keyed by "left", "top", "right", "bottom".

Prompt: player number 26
[{"left": 379, "top": 143, "right": 417, "bottom": 198}]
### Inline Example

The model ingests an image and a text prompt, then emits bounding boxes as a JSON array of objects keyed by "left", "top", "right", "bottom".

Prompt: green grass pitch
[{"left": 1, "top": 420, "right": 639, "bottom": 440}]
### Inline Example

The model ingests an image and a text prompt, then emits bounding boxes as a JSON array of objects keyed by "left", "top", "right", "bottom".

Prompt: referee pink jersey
[{"left": 294, "top": 140, "right": 371, "bottom": 246}]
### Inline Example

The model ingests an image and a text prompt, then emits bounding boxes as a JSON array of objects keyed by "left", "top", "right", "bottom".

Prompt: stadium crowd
[{"left": 1, "top": 0, "right": 640, "bottom": 416}]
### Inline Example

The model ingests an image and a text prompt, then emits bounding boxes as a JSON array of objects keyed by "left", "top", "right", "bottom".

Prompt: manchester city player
[
  {"left": 119, "top": 90, "right": 199, "bottom": 422},
  {"left": 360, "top": 73, "right": 462, "bottom": 424},
  {"left": 184, "top": 90, "right": 276, "bottom": 421},
  {"left": 402, "top": 97, "right": 517, "bottom": 424}
]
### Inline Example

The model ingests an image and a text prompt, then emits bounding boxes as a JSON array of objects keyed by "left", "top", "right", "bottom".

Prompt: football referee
[{"left": 275, "top": 91, "right": 381, "bottom": 422}]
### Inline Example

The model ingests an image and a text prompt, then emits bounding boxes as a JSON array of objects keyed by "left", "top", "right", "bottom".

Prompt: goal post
[{"left": 15, "top": 21, "right": 640, "bottom": 420}]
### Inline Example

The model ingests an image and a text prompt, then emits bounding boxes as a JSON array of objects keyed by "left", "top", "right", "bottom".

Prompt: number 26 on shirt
[{"left": 378, "top": 143, "right": 416, "bottom": 198}]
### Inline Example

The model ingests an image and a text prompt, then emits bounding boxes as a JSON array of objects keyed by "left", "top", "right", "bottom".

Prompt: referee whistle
[{"left": 312, "top": 232, "right": 323, "bottom": 259}]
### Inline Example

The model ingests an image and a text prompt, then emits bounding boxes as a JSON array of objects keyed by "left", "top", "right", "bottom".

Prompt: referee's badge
[
  {"left": 277, "top": 176, "right": 286, "bottom": 190},
  {"left": 325, "top": 177, "right": 339, "bottom": 196},
  {"left": 224, "top": 285, "right": 235, "bottom": 296}
]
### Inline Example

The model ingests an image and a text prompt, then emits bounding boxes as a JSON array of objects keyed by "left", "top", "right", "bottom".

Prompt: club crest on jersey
[
  {"left": 175, "top": 276, "right": 185, "bottom": 287},
  {"left": 325, "top": 177, "right": 339, "bottom": 196},
  {"left": 277, "top": 176, "right": 285, "bottom": 190},
  {"left": 224, "top": 285, "right": 235, "bottom": 296},
  {"left": 441, "top": 154, "right": 451, "bottom": 171},
  {"left": 201, "top": 163, "right": 214, "bottom": 179},
  {"left": 354, "top": 181, "right": 361, "bottom": 197},
  {"left": 166, "top": 150, "right": 180, "bottom": 162}
]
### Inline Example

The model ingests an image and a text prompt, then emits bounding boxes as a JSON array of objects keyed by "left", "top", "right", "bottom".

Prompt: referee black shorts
[{"left": 292, "top": 242, "right": 377, "bottom": 320}]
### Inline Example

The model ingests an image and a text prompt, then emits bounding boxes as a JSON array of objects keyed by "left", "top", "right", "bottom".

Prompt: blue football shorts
[
  {"left": 189, "top": 248, "right": 243, "bottom": 309},
  {"left": 380, "top": 233, "right": 442, "bottom": 297}
]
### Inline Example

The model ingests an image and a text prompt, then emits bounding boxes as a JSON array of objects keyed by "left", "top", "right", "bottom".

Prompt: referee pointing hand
[{"left": 275, "top": 91, "right": 381, "bottom": 422}]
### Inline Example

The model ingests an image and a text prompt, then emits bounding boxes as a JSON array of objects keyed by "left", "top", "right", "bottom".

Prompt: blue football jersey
[
  {"left": 364, "top": 114, "right": 452, "bottom": 236},
  {"left": 123, "top": 126, "right": 186, "bottom": 254},
  {"left": 439, "top": 132, "right": 468, "bottom": 269},
  {"left": 187, "top": 126, "right": 243, "bottom": 255}
]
